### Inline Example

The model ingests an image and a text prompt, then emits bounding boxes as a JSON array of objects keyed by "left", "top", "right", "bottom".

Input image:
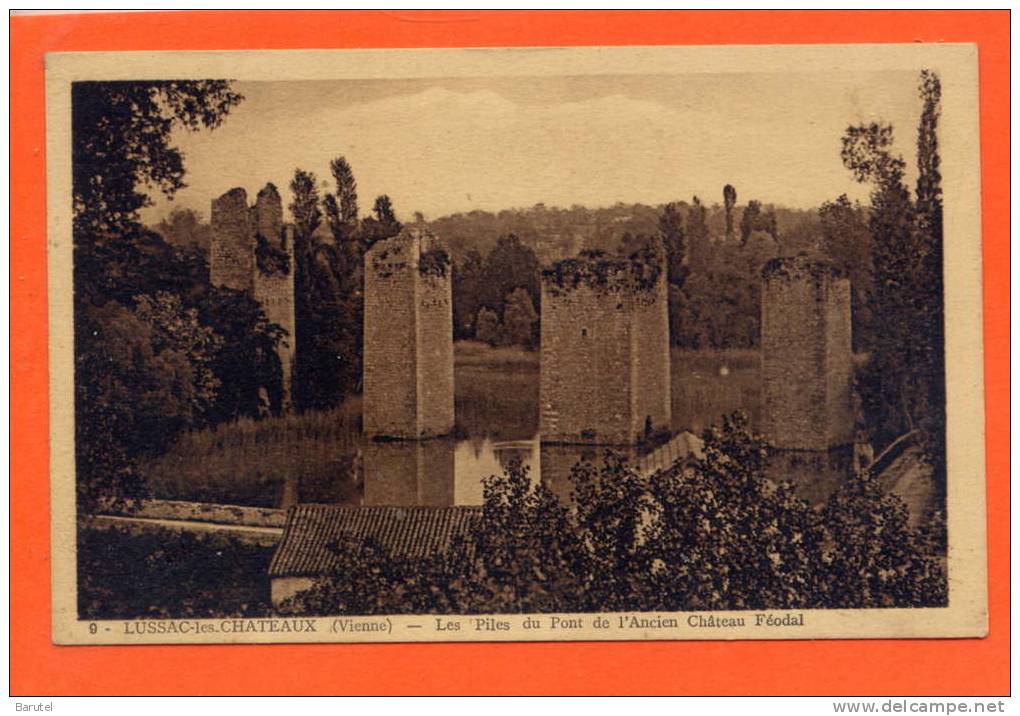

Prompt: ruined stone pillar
[
  {"left": 210, "top": 187, "right": 254, "bottom": 292},
  {"left": 363, "top": 229, "right": 454, "bottom": 439},
  {"left": 539, "top": 248, "right": 670, "bottom": 445},
  {"left": 253, "top": 183, "right": 283, "bottom": 241},
  {"left": 761, "top": 255, "right": 853, "bottom": 451},
  {"left": 210, "top": 184, "right": 296, "bottom": 412}
]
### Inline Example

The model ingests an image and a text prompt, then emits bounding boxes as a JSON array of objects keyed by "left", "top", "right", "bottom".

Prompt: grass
[
  {"left": 671, "top": 348, "right": 761, "bottom": 434},
  {"left": 146, "top": 399, "right": 363, "bottom": 508},
  {"left": 454, "top": 340, "right": 540, "bottom": 370},
  {"left": 146, "top": 342, "right": 760, "bottom": 507}
]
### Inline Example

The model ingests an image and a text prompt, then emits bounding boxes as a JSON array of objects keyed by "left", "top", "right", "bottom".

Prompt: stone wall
[
  {"left": 761, "top": 255, "right": 853, "bottom": 451},
  {"left": 210, "top": 185, "right": 296, "bottom": 410},
  {"left": 539, "top": 249, "right": 671, "bottom": 445},
  {"left": 363, "top": 229, "right": 455, "bottom": 439}
]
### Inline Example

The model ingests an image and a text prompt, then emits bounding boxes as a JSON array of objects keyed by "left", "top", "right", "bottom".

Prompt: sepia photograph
[{"left": 45, "top": 43, "right": 986, "bottom": 644}]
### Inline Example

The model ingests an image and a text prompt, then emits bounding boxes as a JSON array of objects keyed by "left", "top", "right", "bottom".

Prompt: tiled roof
[{"left": 269, "top": 504, "right": 482, "bottom": 578}]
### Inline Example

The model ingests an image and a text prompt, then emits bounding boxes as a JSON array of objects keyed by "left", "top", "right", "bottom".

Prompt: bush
[
  {"left": 475, "top": 307, "right": 501, "bottom": 346},
  {"left": 78, "top": 524, "right": 273, "bottom": 619},
  {"left": 500, "top": 287, "right": 538, "bottom": 349},
  {"left": 283, "top": 412, "right": 946, "bottom": 616}
]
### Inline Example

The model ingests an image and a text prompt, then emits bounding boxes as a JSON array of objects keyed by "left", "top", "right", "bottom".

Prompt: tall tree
[
  {"left": 288, "top": 169, "right": 322, "bottom": 245},
  {"left": 658, "top": 202, "right": 689, "bottom": 290},
  {"left": 842, "top": 118, "right": 919, "bottom": 448},
  {"left": 913, "top": 70, "right": 945, "bottom": 471},
  {"left": 323, "top": 156, "right": 360, "bottom": 263},
  {"left": 289, "top": 169, "right": 328, "bottom": 411},
  {"left": 723, "top": 184, "right": 737, "bottom": 241},
  {"left": 686, "top": 196, "right": 710, "bottom": 272},
  {"left": 739, "top": 199, "right": 778, "bottom": 246},
  {"left": 452, "top": 249, "right": 485, "bottom": 339},
  {"left": 318, "top": 156, "right": 367, "bottom": 407}
]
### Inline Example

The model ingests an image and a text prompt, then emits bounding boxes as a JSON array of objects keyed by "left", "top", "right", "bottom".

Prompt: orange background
[{"left": 10, "top": 10, "right": 1010, "bottom": 696}]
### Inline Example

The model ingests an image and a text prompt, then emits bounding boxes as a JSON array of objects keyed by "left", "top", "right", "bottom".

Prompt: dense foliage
[
  {"left": 72, "top": 80, "right": 243, "bottom": 235},
  {"left": 452, "top": 234, "right": 542, "bottom": 345},
  {"left": 289, "top": 160, "right": 403, "bottom": 412},
  {"left": 282, "top": 413, "right": 946, "bottom": 616},
  {"left": 72, "top": 81, "right": 289, "bottom": 510},
  {"left": 842, "top": 70, "right": 946, "bottom": 470},
  {"left": 78, "top": 525, "right": 272, "bottom": 619}
]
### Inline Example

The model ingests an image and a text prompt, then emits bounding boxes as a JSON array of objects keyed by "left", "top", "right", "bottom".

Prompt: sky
[{"left": 139, "top": 70, "right": 924, "bottom": 225}]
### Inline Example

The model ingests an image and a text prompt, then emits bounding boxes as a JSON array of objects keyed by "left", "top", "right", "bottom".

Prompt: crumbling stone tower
[
  {"left": 363, "top": 228, "right": 455, "bottom": 439},
  {"left": 209, "top": 184, "right": 296, "bottom": 410},
  {"left": 761, "top": 255, "right": 853, "bottom": 451},
  {"left": 539, "top": 246, "right": 671, "bottom": 445},
  {"left": 209, "top": 187, "right": 253, "bottom": 292}
]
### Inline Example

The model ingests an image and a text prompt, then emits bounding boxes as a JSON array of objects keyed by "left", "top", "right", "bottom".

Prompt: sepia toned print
[{"left": 48, "top": 44, "right": 986, "bottom": 644}]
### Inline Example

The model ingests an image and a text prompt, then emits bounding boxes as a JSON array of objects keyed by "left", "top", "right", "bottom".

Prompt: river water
[{"left": 280, "top": 434, "right": 634, "bottom": 509}]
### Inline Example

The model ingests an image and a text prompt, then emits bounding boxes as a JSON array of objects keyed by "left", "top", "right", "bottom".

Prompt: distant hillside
[{"left": 425, "top": 201, "right": 823, "bottom": 266}]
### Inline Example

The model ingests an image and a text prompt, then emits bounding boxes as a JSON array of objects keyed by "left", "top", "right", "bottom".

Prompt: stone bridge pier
[
  {"left": 210, "top": 184, "right": 296, "bottom": 411},
  {"left": 760, "top": 254, "right": 855, "bottom": 503},
  {"left": 539, "top": 245, "right": 671, "bottom": 446},
  {"left": 363, "top": 229, "right": 455, "bottom": 439},
  {"left": 760, "top": 254, "right": 853, "bottom": 452}
]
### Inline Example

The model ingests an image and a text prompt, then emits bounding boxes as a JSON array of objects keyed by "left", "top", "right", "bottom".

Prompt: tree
[
  {"left": 913, "top": 70, "right": 946, "bottom": 473},
  {"left": 280, "top": 413, "right": 945, "bottom": 616},
  {"left": 841, "top": 119, "right": 920, "bottom": 448},
  {"left": 288, "top": 169, "right": 322, "bottom": 245},
  {"left": 723, "top": 184, "right": 737, "bottom": 241},
  {"left": 686, "top": 196, "right": 710, "bottom": 272},
  {"left": 819, "top": 472, "right": 947, "bottom": 608},
  {"left": 291, "top": 168, "right": 348, "bottom": 409},
  {"left": 323, "top": 156, "right": 360, "bottom": 276},
  {"left": 154, "top": 208, "right": 213, "bottom": 251},
  {"left": 72, "top": 81, "right": 243, "bottom": 236},
  {"left": 501, "top": 287, "right": 539, "bottom": 349},
  {"left": 480, "top": 234, "right": 541, "bottom": 320},
  {"left": 361, "top": 194, "right": 402, "bottom": 249},
  {"left": 196, "top": 286, "right": 286, "bottom": 421},
  {"left": 132, "top": 291, "right": 222, "bottom": 418},
  {"left": 76, "top": 294, "right": 223, "bottom": 509},
  {"left": 452, "top": 249, "right": 485, "bottom": 339},
  {"left": 475, "top": 307, "right": 501, "bottom": 346},
  {"left": 658, "top": 202, "right": 688, "bottom": 290},
  {"left": 739, "top": 199, "right": 778, "bottom": 246},
  {"left": 301, "top": 156, "right": 368, "bottom": 410},
  {"left": 819, "top": 194, "right": 872, "bottom": 344}
]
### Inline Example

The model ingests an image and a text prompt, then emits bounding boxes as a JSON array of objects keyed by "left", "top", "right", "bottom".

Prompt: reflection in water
[
  {"left": 363, "top": 440, "right": 456, "bottom": 506},
  {"left": 363, "top": 436, "right": 546, "bottom": 507},
  {"left": 285, "top": 435, "right": 853, "bottom": 510},
  {"left": 358, "top": 436, "right": 617, "bottom": 507},
  {"left": 453, "top": 437, "right": 540, "bottom": 506}
]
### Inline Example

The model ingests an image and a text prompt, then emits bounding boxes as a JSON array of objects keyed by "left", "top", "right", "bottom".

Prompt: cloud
[{"left": 149, "top": 76, "right": 919, "bottom": 223}]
